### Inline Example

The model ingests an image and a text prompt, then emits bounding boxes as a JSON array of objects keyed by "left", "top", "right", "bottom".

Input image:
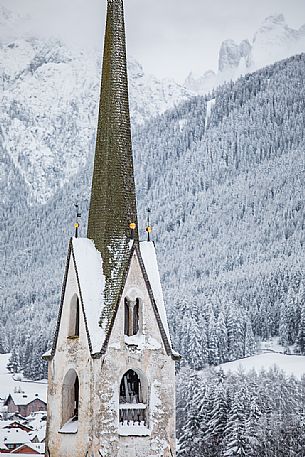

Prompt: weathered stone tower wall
[
  {"left": 45, "top": 1, "right": 177, "bottom": 456},
  {"left": 45, "top": 246, "right": 94, "bottom": 457},
  {"left": 91, "top": 248, "right": 176, "bottom": 457}
]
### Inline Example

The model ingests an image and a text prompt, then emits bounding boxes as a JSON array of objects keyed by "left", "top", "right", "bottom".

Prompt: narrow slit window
[
  {"left": 124, "top": 298, "right": 129, "bottom": 336},
  {"left": 124, "top": 298, "right": 140, "bottom": 337},
  {"left": 68, "top": 295, "right": 80, "bottom": 338},
  {"left": 133, "top": 299, "right": 139, "bottom": 335},
  {"left": 73, "top": 377, "right": 79, "bottom": 420},
  {"left": 74, "top": 298, "right": 79, "bottom": 337}
]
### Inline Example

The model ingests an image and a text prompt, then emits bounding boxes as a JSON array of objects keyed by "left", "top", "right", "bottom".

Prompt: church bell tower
[{"left": 44, "top": 1, "right": 178, "bottom": 456}]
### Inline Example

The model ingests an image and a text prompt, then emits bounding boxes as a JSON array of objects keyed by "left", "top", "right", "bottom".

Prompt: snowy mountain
[
  {"left": 252, "top": 14, "right": 305, "bottom": 69},
  {"left": 0, "top": 26, "right": 191, "bottom": 205},
  {"left": 185, "top": 14, "right": 305, "bottom": 94},
  {"left": 2, "top": 52, "right": 305, "bottom": 380},
  {"left": 128, "top": 57, "right": 191, "bottom": 125},
  {"left": 184, "top": 70, "right": 216, "bottom": 96},
  {"left": 1, "top": 6, "right": 305, "bottom": 381}
]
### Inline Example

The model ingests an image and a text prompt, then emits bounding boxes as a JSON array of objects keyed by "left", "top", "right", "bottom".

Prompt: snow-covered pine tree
[
  {"left": 296, "top": 306, "right": 305, "bottom": 354},
  {"left": 223, "top": 388, "right": 249, "bottom": 457},
  {"left": 206, "top": 381, "right": 228, "bottom": 454},
  {"left": 244, "top": 319, "right": 256, "bottom": 357},
  {"left": 208, "top": 310, "right": 219, "bottom": 365},
  {"left": 7, "top": 349, "right": 19, "bottom": 373},
  {"left": 217, "top": 310, "right": 228, "bottom": 363}
]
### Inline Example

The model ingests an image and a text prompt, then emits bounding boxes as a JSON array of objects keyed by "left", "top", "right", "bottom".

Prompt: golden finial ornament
[
  {"left": 74, "top": 204, "right": 81, "bottom": 238},
  {"left": 129, "top": 222, "right": 136, "bottom": 239}
]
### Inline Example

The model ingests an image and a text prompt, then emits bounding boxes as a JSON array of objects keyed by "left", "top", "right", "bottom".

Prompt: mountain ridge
[
  {"left": 1, "top": 52, "right": 305, "bottom": 377},
  {"left": 185, "top": 14, "right": 305, "bottom": 94}
]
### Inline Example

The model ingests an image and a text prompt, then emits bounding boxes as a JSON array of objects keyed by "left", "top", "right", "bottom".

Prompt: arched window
[
  {"left": 124, "top": 298, "right": 140, "bottom": 337},
  {"left": 119, "top": 370, "right": 147, "bottom": 430},
  {"left": 68, "top": 295, "right": 80, "bottom": 338},
  {"left": 61, "top": 369, "right": 79, "bottom": 429}
]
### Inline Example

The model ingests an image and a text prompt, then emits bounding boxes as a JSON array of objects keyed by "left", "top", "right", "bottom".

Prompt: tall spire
[{"left": 87, "top": 0, "right": 138, "bottom": 326}]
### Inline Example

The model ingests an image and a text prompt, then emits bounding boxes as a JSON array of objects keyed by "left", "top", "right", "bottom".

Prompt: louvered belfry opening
[
  {"left": 87, "top": 0, "right": 138, "bottom": 329},
  {"left": 119, "top": 370, "right": 147, "bottom": 426}
]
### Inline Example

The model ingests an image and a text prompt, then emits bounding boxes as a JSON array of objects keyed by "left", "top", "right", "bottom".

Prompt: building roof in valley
[
  {"left": 0, "top": 427, "right": 31, "bottom": 447},
  {"left": 4, "top": 393, "right": 46, "bottom": 407},
  {"left": 3, "top": 421, "right": 33, "bottom": 432},
  {"left": 11, "top": 442, "right": 45, "bottom": 454}
]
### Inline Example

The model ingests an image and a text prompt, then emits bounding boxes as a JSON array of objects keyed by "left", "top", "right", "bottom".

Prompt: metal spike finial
[
  {"left": 146, "top": 208, "right": 152, "bottom": 242},
  {"left": 74, "top": 204, "right": 81, "bottom": 238}
]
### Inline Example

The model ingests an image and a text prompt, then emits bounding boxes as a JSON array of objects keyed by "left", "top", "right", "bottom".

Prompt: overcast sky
[{"left": 1, "top": 0, "right": 305, "bottom": 81}]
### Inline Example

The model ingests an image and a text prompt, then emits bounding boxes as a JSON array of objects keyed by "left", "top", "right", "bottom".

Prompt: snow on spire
[{"left": 87, "top": 0, "right": 138, "bottom": 327}]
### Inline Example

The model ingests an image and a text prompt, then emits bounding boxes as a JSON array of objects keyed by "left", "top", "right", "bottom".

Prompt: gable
[
  {"left": 138, "top": 242, "right": 172, "bottom": 345},
  {"left": 46, "top": 239, "right": 179, "bottom": 360},
  {"left": 47, "top": 238, "right": 106, "bottom": 358},
  {"left": 4, "top": 423, "right": 32, "bottom": 432},
  {"left": 103, "top": 241, "right": 179, "bottom": 359},
  {"left": 11, "top": 444, "right": 40, "bottom": 454}
]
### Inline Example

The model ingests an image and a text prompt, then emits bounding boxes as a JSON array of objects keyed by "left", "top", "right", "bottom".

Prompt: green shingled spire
[{"left": 87, "top": 0, "right": 138, "bottom": 328}]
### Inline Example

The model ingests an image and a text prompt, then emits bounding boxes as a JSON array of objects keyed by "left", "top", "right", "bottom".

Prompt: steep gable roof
[
  {"left": 11, "top": 442, "right": 45, "bottom": 454},
  {"left": 4, "top": 394, "right": 46, "bottom": 408},
  {"left": 47, "top": 238, "right": 179, "bottom": 360},
  {"left": 99, "top": 241, "right": 179, "bottom": 359},
  {"left": 47, "top": 238, "right": 106, "bottom": 358}
]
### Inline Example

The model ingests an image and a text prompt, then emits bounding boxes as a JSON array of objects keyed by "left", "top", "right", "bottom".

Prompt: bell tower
[{"left": 44, "top": 1, "right": 178, "bottom": 456}]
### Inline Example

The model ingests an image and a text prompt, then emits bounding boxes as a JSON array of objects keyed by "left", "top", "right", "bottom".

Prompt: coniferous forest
[
  {"left": 177, "top": 367, "right": 305, "bottom": 456},
  {"left": 1, "top": 51, "right": 305, "bottom": 454}
]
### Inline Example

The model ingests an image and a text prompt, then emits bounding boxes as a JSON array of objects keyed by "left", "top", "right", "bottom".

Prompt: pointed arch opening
[
  {"left": 61, "top": 369, "right": 79, "bottom": 431},
  {"left": 68, "top": 294, "right": 80, "bottom": 338},
  {"left": 119, "top": 369, "right": 149, "bottom": 434}
]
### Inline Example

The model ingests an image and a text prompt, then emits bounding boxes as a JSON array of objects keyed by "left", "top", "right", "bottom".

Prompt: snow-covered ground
[
  {"left": 0, "top": 354, "right": 47, "bottom": 404},
  {"left": 258, "top": 336, "right": 288, "bottom": 354},
  {"left": 220, "top": 352, "right": 305, "bottom": 379}
]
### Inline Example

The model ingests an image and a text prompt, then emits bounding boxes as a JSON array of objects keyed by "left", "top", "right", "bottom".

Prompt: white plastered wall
[
  {"left": 46, "top": 255, "right": 93, "bottom": 457},
  {"left": 92, "top": 249, "right": 176, "bottom": 457}
]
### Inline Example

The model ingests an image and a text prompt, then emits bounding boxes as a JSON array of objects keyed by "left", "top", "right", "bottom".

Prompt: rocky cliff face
[
  {"left": 218, "top": 39, "right": 251, "bottom": 73},
  {"left": 0, "top": 31, "right": 192, "bottom": 205},
  {"left": 185, "top": 14, "right": 305, "bottom": 94}
]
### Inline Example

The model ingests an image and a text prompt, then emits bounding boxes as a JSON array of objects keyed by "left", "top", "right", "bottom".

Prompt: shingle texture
[{"left": 87, "top": 0, "right": 138, "bottom": 329}]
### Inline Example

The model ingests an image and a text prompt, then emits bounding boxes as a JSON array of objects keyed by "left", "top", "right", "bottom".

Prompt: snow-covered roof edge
[
  {"left": 44, "top": 239, "right": 179, "bottom": 361},
  {"left": 72, "top": 238, "right": 106, "bottom": 353},
  {"left": 137, "top": 241, "right": 180, "bottom": 360},
  {"left": 44, "top": 238, "right": 106, "bottom": 360},
  {"left": 99, "top": 241, "right": 179, "bottom": 360},
  {"left": 43, "top": 239, "right": 73, "bottom": 360}
]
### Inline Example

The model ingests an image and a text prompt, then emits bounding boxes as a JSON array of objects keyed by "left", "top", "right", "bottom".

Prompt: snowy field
[
  {"left": 220, "top": 352, "right": 305, "bottom": 379},
  {"left": 0, "top": 354, "right": 47, "bottom": 403}
]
